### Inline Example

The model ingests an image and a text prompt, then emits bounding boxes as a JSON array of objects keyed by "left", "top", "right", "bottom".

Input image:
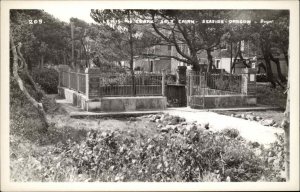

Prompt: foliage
[
  {"left": 256, "top": 73, "right": 268, "bottom": 82},
  {"left": 166, "top": 74, "right": 176, "bottom": 84},
  {"left": 221, "top": 128, "right": 240, "bottom": 139},
  {"left": 31, "top": 68, "right": 59, "bottom": 94},
  {"left": 209, "top": 74, "right": 242, "bottom": 93},
  {"left": 100, "top": 73, "right": 162, "bottom": 86},
  {"left": 258, "top": 133, "right": 286, "bottom": 181},
  {"left": 11, "top": 126, "right": 270, "bottom": 182},
  {"left": 10, "top": 77, "right": 46, "bottom": 141},
  {"left": 90, "top": 10, "right": 159, "bottom": 72},
  {"left": 256, "top": 83, "right": 287, "bottom": 109},
  {"left": 10, "top": 87, "right": 286, "bottom": 182},
  {"left": 10, "top": 10, "right": 70, "bottom": 68}
]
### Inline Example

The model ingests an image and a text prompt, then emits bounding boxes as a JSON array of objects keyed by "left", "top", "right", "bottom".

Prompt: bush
[
  {"left": 21, "top": 127, "right": 269, "bottom": 182},
  {"left": 31, "top": 67, "right": 59, "bottom": 94},
  {"left": 256, "top": 73, "right": 268, "bottom": 82},
  {"left": 10, "top": 77, "right": 47, "bottom": 142},
  {"left": 166, "top": 74, "right": 176, "bottom": 84},
  {"left": 256, "top": 84, "right": 287, "bottom": 109},
  {"left": 221, "top": 128, "right": 240, "bottom": 139}
]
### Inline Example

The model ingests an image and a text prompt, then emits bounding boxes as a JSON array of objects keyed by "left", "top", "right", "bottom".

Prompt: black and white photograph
[{"left": 1, "top": 0, "right": 299, "bottom": 191}]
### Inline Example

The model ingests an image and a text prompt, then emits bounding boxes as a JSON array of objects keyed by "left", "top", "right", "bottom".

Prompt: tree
[
  {"left": 90, "top": 9, "right": 159, "bottom": 94},
  {"left": 248, "top": 10, "right": 289, "bottom": 87},
  {"left": 10, "top": 36, "right": 49, "bottom": 129},
  {"left": 137, "top": 10, "right": 229, "bottom": 71},
  {"left": 10, "top": 9, "right": 70, "bottom": 69}
]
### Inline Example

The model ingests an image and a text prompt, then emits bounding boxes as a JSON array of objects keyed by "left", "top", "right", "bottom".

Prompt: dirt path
[
  {"left": 51, "top": 95, "right": 283, "bottom": 145},
  {"left": 166, "top": 109, "right": 284, "bottom": 145}
]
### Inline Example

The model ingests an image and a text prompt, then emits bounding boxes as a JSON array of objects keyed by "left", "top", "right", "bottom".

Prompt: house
[
  {"left": 132, "top": 40, "right": 256, "bottom": 74},
  {"left": 133, "top": 45, "right": 173, "bottom": 73}
]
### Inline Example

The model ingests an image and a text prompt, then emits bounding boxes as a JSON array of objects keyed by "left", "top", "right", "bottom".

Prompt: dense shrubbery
[
  {"left": 10, "top": 77, "right": 45, "bottom": 141},
  {"left": 256, "top": 84, "right": 287, "bottom": 109},
  {"left": 31, "top": 67, "right": 59, "bottom": 94},
  {"left": 12, "top": 114, "right": 286, "bottom": 182},
  {"left": 256, "top": 73, "right": 268, "bottom": 82}
]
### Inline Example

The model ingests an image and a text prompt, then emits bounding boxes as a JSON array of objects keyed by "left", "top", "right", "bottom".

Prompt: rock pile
[
  {"left": 231, "top": 113, "right": 279, "bottom": 127},
  {"left": 146, "top": 113, "right": 210, "bottom": 135}
]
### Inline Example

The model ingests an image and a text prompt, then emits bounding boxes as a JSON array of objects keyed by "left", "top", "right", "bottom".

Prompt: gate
[
  {"left": 187, "top": 71, "right": 205, "bottom": 109},
  {"left": 166, "top": 84, "right": 186, "bottom": 107}
]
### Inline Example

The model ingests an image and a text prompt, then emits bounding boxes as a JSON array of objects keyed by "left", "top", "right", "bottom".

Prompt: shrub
[
  {"left": 10, "top": 77, "right": 47, "bottom": 142},
  {"left": 22, "top": 127, "right": 268, "bottom": 182},
  {"left": 256, "top": 84, "right": 287, "bottom": 109},
  {"left": 256, "top": 73, "right": 268, "bottom": 82},
  {"left": 31, "top": 67, "right": 59, "bottom": 94},
  {"left": 166, "top": 74, "right": 176, "bottom": 84},
  {"left": 221, "top": 128, "right": 240, "bottom": 139}
]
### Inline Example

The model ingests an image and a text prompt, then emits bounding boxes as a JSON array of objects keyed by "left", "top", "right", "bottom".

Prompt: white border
[{"left": 1, "top": 0, "right": 299, "bottom": 191}]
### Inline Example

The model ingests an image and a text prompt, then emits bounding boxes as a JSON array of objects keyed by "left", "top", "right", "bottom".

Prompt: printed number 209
[{"left": 28, "top": 19, "right": 43, "bottom": 24}]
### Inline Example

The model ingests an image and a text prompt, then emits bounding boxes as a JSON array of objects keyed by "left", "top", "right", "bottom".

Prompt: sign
[{"left": 250, "top": 74, "right": 255, "bottom": 82}]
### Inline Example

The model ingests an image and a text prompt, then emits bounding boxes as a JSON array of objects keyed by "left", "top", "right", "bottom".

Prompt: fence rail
[{"left": 59, "top": 69, "right": 164, "bottom": 98}]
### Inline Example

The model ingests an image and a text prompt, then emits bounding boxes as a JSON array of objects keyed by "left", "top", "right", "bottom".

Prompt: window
[{"left": 168, "top": 45, "right": 172, "bottom": 50}]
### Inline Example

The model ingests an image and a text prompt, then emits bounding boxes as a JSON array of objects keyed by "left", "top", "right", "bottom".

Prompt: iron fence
[
  {"left": 61, "top": 71, "right": 70, "bottom": 88},
  {"left": 188, "top": 72, "right": 243, "bottom": 96},
  {"left": 59, "top": 69, "right": 164, "bottom": 97},
  {"left": 78, "top": 73, "right": 86, "bottom": 93},
  {"left": 99, "top": 72, "right": 163, "bottom": 97}
]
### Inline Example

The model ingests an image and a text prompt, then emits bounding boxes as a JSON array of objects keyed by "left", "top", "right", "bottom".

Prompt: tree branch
[{"left": 142, "top": 53, "right": 192, "bottom": 64}]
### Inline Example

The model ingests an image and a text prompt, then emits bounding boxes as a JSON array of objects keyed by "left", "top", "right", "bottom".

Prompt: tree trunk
[
  {"left": 263, "top": 54, "right": 276, "bottom": 88},
  {"left": 269, "top": 52, "right": 287, "bottom": 83},
  {"left": 10, "top": 36, "right": 49, "bottom": 129},
  {"left": 281, "top": 47, "right": 289, "bottom": 67},
  {"left": 190, "top": 51, "right": 200, "bottom": 71},
  {"left": 237, "top": 44, "right": 250, "bottom": 68},
  {"left": 63, "top": 50, "right": 67, "bottom": 65},
  {"left": 128, "top": 12, "right": 136, "bottom": 96},
  {"left": 231, "top": 42, "right": 240, "bottom": 73},
  {"left": 257, "top": 62, "right": 267, "bottom": 73},
  {"left": 206, "top": 49, "right": 213, "bottom": 72},
  {"left": 260, "top": 39, "right": 276, "bottom": 88},
  {"left": 70, "top": 22, "right": 75, "bottom": 69},
  {"left": 16, "top": 43, "right": 44, "bottom": 97}
]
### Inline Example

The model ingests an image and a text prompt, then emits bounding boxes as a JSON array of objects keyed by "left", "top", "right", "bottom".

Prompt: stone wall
[{"left": 189, "top": 95, "right": 257, "bottom": 109}]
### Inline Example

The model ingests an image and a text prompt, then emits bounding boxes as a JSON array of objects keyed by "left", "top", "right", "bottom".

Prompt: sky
[{"left": 43, "top": 8, "right": 95, "bottom": 23}]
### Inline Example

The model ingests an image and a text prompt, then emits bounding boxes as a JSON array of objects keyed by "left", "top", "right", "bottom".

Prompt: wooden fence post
[
  {"left": 85, "top": 68, "right": 89, "bottom": 99},
  {"left": 58, "top": 66, "right": 61, "bottom": 87},
  {"left": 162, "top": 70, "right": 166, "bottom": 96},
  {"left": 76, "top": 68, "right": 80, "bottom": 92},
  {"left": 68, "top": 68, "right": 71, "bottom": 89}
]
